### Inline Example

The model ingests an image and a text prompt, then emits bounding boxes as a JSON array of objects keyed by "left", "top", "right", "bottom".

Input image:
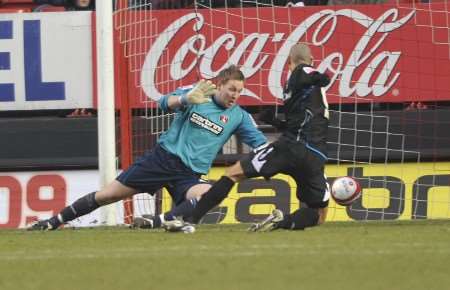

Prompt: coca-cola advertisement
[{"left": 115, "top": 4, "right": 450, "bottom": 107}]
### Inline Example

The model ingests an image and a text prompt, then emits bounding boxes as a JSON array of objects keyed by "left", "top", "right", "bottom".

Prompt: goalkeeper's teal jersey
[{"left": 158, "top": 86, "right": 267, "bottom": 174}]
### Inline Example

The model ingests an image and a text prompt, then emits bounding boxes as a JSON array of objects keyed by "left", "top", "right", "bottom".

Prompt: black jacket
[
  {"left": 260, "top": 64, "right": 330, "bottom": 156},
  {"left": 282, "top": 64, "right": 330, "bottom": 155}
]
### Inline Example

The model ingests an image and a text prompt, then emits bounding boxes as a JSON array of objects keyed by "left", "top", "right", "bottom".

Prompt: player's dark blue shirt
[{"left": 282, "top": 64, "right": 330, "bottom": 159}]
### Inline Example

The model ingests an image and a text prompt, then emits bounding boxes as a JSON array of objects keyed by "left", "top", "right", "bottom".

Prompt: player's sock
[
  {"left": 275, "top": 208, "right": 319, "bottom": 230},
  {"left": 192, "top": 176, "right": 235, "bottom": 223},
  {"left": 164, "top": 198, "right": 198, "bottom": 221},
  {"left": 47, "top": 215, "right": 63, "bottom": 229},
  {"left": 151, "top": 214, "right": 163, "bottom": 228},
  {"left": 57, "top": 192, "right": 100, "bottom": 225}
]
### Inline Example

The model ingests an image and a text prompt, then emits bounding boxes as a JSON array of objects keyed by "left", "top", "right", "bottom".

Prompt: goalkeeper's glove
[
  {"left": 179, "top": 80, "right": 217, "bottom": 105},
  {"left": 259, "top": 107, "right": 287, "bottom": 130}
]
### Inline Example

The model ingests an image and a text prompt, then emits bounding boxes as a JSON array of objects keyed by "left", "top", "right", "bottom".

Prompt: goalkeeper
[
  {"left": 28, "top": 65, "right": 267, "bottom": 231},
  {"left": 167, "top": 43, "right": 331, "bottom": 231}
]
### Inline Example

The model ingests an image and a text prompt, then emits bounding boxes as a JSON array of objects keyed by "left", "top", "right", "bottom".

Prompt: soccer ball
[{"left": 331, "top": 176, "right": 361, "bottom": 206}]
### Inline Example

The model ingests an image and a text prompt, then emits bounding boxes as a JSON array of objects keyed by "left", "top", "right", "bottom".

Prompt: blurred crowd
[
  {"left": 32, "top": 0, "right": 95, "bottom": 11},
  {"left": 4, "top": 0, "right": 429, "bottom": 12},
  {"left": 130, "top": 0, "right": 387, "bottom": 9},
  {"left": 29, "top": 0, "right": 394, "bottom": 11}
]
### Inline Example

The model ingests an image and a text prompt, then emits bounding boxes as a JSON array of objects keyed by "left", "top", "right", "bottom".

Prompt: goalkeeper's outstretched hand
[{"left": 181, "top": 80, "right": 217, "bottom": 105}]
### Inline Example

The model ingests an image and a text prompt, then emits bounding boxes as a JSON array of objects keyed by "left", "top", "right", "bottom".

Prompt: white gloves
[{"left": 179, "top": 80, "right": 217, "bottom": 105}]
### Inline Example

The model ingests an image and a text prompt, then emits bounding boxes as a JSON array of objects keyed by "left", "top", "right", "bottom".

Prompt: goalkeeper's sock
[
  {"left": 47, "top": 215, "right": 63, "bottom": 229},
  {"left": 192, "top": 176, "right": 235, "bottom": 223},
  {"left": 275, "top": 208, "right": 319, "bottom": 230},
  {"left": 164, "top": 198, "right": 198, "bottom": 221},
  {"left": 149, "top": 198, "right": 198, "bottom": 228},
  {"left": 150, "top": 214, "right": 163, "bottom": 228},
  {"left": 57, "top": 192, "right": 100, "bottom": 224}
]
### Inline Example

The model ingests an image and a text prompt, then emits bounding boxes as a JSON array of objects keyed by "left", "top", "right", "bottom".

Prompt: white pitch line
[{"left": 1, "top": 246, "right": 449, "bottom": 261}]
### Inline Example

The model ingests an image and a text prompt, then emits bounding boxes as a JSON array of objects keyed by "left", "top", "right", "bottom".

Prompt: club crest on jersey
[
  {"left": 190, "top": 112, "right": 224, "bottom": 135},
  {"left": 220, "top": 115, "right": 229, "bottom": 124}
]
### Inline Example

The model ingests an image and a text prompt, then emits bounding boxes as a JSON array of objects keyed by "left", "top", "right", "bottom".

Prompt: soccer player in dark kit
[{"left": 166, "top": 42, "right": 332, "bottom": 232}]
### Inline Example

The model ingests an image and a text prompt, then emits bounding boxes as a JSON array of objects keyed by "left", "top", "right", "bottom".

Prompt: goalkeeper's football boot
[
  {"left": 162, "top": 217, "right": 196, "bottom": 234},
  {"left": 27, "top": 219, "right": 56, "bottom": 231},
  {"left": 132, "top": 215, "right": 156, "bottom": 229},
  {"left": 248, "top": 209, "right": 284, "bottom": 232}
]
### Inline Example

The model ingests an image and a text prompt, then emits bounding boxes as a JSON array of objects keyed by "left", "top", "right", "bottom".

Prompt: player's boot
[
  {"left": 162, "top": 217, "right": 196, "bottom": 234},
  {"left": 27, "top": 219, "right": 57, "bottom": 231},
  {"left": 132, "top": 215, "right": 156, "bottom": 229},
  {"left": 248, "top": 209, "right": 284, "bottom": 232}
]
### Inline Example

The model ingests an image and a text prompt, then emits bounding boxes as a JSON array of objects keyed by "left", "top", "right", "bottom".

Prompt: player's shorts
[
  {"left": 116, "top": 144, "right": 208, "bottom": 205},
  {"left": 240, "top": 140, "right": 329, "bottom": 208}
]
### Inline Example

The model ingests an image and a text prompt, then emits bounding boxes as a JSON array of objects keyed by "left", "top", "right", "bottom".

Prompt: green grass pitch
[{"left": 1, "top": 220, "right": 449, "bottom": 290}]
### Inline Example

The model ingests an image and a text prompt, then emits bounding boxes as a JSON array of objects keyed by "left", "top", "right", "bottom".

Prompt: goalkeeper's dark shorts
[
  {"left": 240, "top": 139, "right": 330, "bottom": 208},
  {"left": 116, "top": 144, "right": 209, "bottom": 205}
]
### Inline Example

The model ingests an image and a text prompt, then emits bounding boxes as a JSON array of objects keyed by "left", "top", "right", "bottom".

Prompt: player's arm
[
  {"left": 158, "top": 80, "right": 217, "bottom": 112},
  {"left": 235, "top": 111, "right": 268, "bottom": 149},
  {"left": 291, "top": 65, "right": 330, "bottom": 88},
  {"left": 258, "top": 106, "right": 287, "bottom": 130}
]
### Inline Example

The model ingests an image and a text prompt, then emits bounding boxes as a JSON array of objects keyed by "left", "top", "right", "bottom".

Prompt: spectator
[
  {"left": 405, "top": 102, "right": 429, "bottom": 111},
  {"left": 33, "top": 0, "right": 95, "bottom": 11},
  {"left": 328, "top": 0, "right": 385, "bottom": 5},
  {"left": 196, "top": 1, "right": 323, "bottom": 8},
  {"left": 130, "top": 0, "right": 194, "bottom": 9},
  {"left": 288, "top": 0, "right": 328, "bottom": 5},
  {"left": 196, "top": 0, "right": 290, "bottom": 8},
  {"left": 132, "top": 0, "right": 319, "bottom": 9},
  {"left": 67, "top": 108, "right": 94, "bottom": 117}
]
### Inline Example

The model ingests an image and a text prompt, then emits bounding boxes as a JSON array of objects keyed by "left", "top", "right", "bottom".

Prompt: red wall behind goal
[{"left": 113, "top": 4, "right": 450, "bottom": 108}]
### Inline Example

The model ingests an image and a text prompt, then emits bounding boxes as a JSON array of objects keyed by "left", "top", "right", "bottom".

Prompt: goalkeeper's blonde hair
[{"left": 215, "top": 65, "right": 245, "bottom": 85}]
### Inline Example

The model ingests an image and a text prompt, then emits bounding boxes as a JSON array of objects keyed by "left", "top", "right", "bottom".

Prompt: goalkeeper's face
[{"left": 216, "top": 80, "right": 244, "bottom": 108}]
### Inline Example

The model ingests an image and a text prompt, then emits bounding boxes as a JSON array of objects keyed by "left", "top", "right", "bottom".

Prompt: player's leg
[
  {"left": 95, "top": 180, "right": 139, "bottom": 204},
  {"left": 248, "top": 206, "right": 329, "bottom": 232},
  {"left": 133, "top": 159, "right": 213, "bottom": 230},
  {"left": 29, "top": 180, "right": 137, "bottom": 231},
  {"left": 190, "top": 161, "right": 246, "bottom": 223},
  {"left": 274, "top": 153, "right": 330, "bottom": 230},
  {"left": 134, "top": 180, "right": 212, "bottom": 231},
  {"left": 192, "top": 142, "right": 288, "bottom": 223},
  {"left": 140, "top": 142, "right": 287, "bottom": 230},
  {"left": 247, "top": 208, "right": 285, "bottom": 232},
  {"left": 154, "top": 182, "right": 212, "bottom": 231},
  {"left": 137, "top": 166, "right": 243, "bottom": 232},
  {"left": 29, "top": 146, "right": 172, "bottom": 231},
  {"left": 274, "top": 205, "right": 328, "bottom": 230},
  {"left": 163, "top": 182, "right": 212, "bottom": 222},
  {"left": 135, "top": 161, "right": 247, "bottom": 231},
  {"left": 249, "top": 199, "right": 329, "bottom": 232},
  {"left": 249, "top": 146, "right": 329, "bottom": 231}
]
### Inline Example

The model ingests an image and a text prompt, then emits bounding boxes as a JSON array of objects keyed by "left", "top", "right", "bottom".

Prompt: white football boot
[{"left": 248, "top": 209, "right": 284, "bottom": 232}]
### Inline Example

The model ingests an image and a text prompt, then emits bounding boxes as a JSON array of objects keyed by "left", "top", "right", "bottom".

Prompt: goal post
[
  {"left": 110, "top": 1, "right": 450, "bottom": 224},
  {"left": 96, "top": 0, "right": 117, "bottom": 225}
]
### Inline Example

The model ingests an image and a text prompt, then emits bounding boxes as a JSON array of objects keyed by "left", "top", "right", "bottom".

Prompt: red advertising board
[{"left": 114, "top": 4, "right": 450, "bottom": 107}]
